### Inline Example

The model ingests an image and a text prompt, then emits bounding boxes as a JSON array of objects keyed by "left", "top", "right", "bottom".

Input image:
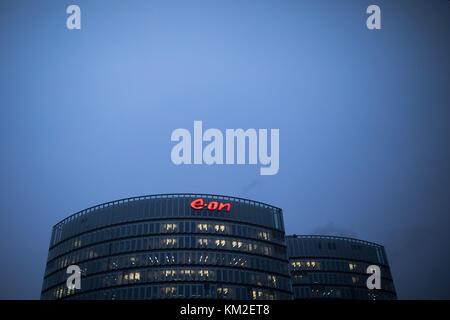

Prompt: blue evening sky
[{"left": 0, "top": 0, "right": 449, "bottom": 299}]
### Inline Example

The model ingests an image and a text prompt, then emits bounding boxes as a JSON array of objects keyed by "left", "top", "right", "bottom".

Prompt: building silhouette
[
  {"left": 286, "top": 235, "right": 396, "bottom": 299},
  {"left": 41, "top": 194, "right": 396, "bottom": 300},
  {"left": 41, "top": 194, "right": 292, "bottom": 299}
]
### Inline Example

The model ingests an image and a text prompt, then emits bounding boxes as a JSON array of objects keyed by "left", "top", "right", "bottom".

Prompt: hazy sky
[{"left": 0, "top": 0, "right": 449, "bottom": 299}]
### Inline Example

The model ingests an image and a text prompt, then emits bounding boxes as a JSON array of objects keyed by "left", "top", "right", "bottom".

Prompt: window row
[
  {"left": 44, "top": 267, "right": 291, "bottom": 299},
  {"left": 49, "top": 220, "right": 285, "bottom": 261},
  {"left": 291, "top": 271, "right": 396, "bottom": 292},
  {"left": 287, "top": 240, "right": 385, "bottom": 265},
  {"left": 46, "top": 235, "right": 287, "bottom": 276},
  {"left": 289, "top": 259, "right": 392, "bottom": 279},
  {"left": 47, "top": 282, "right": 291, "bottom": 300},
  {"left": 293, "top": 285, "right": 396, "bottom": 300},
  {"left": 43, "top": 251, "right": 289, "bottom": 291}
]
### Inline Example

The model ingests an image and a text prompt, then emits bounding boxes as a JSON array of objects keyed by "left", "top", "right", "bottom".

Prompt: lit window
[
  {"left": 163, "top": 223, "right": 175, "bottom": 232},
  {"left": 268, "top": 275, "right": 277, "bottom": 286}
]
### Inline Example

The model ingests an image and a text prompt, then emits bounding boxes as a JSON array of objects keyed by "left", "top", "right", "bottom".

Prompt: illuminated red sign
[{"left": 190, "top": 198, "right": 231, "bottom": 212}]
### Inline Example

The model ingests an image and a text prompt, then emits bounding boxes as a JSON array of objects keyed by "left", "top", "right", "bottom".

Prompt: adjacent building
[
  {"left": 286, "top": 235, "right": 397, "bottom": 300},
  {"left": 41, "top": 194, "right": 397, "bottom": 300}
]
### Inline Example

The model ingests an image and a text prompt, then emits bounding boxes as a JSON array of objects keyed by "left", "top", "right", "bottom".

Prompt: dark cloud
[
  {"left": 241, "top": 179, "right": 264, "bottom": 196},
  {"left": 310, "top": 222, "right": 358, "bottom": 238}
]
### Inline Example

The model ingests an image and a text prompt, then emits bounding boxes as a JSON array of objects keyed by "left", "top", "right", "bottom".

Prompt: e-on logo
[{"left": 190, "top": 198, "right": 231, "bottom": 212}]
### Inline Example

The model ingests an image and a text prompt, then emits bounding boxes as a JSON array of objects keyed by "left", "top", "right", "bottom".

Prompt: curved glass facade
[
  {"left": 286, "top": 235, "right": 397, "bottom": 300},
  {"left": 41, "top": 194, "right": 292, "bottom": 300}
]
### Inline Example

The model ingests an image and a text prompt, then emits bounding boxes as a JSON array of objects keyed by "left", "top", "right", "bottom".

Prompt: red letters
[
  {"left": 207, "top": 201, "right": 219, "bottom": 210},
  {"left": 190, "top": 198, "right": 204, "bottom": 210},
  {"left": 218, "top": 202, "right": 231, "bottom": 212},
  {"left": 190, "top": 198, "right": 231, "bottom": 212}
]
